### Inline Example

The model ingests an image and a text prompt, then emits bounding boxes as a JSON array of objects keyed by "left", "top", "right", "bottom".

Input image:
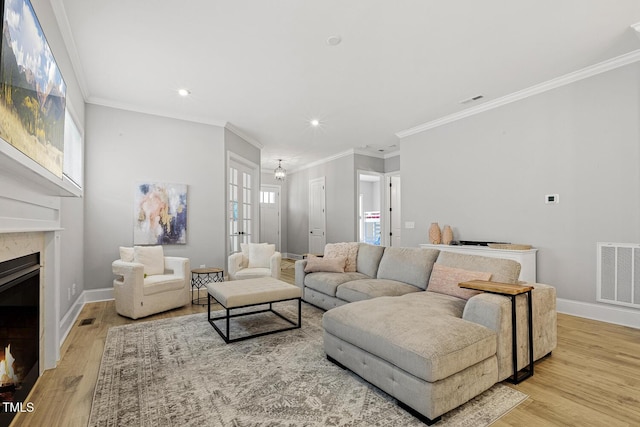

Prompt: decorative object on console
[
  {"left": 274, "top": 159, "right": 286, "bottom": 181},
  {"left": 0, "top": 0, "right": 67, "bottom": 178},
  {"left": 134, "top": 182, "right": 187, "bottom": 245},
  {"left": 442, "top": 225, "right": 454, "bottom": 245},
  {"left": 428, "top": 222, "right": 441, "bottom": 244}
]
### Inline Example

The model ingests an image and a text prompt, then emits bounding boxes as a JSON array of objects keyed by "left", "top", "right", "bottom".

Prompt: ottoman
[{"left": 206, "top": 277, "right": 302, "bottom": 343}]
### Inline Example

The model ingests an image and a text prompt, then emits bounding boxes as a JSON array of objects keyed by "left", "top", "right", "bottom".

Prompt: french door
[{"left": 228, "top": 157, "right": 258, "bottom": 254}]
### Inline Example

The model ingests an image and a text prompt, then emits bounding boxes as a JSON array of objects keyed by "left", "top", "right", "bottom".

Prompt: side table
[
  {"left": 458, "top": 279, "right": 534, "bottom": 384},
  {"left": 191, "top": 268, "right": 224, "bottom": 305}
]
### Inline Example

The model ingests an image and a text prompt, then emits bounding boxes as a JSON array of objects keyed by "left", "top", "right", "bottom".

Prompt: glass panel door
[{"left": 228, "top": 160, "right": 254, "bottom": 254}]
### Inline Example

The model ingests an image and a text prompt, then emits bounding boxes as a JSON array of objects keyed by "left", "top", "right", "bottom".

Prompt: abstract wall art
[{"left": 134, "top": 182, "right": 187, "bottom": 245}]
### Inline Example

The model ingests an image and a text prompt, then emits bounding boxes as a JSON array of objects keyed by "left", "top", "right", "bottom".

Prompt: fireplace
[{"left": 0, "top": 253, "right": 40, "bottom": 426}]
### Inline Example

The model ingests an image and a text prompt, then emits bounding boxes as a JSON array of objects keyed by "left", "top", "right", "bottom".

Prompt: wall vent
[{"left": 597, "top": 242, "right": 640, "bottom": 308}]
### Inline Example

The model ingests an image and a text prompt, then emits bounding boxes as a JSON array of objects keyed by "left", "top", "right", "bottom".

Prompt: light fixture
[
  {"left": 274, "top": 159, "right": 286, "bottom": 181},
  {"left": 178, "top": 88, "right": 191, "bottom": 97},
  {"left": 310, "top": 119, "right": 320, "bottom": 127}
]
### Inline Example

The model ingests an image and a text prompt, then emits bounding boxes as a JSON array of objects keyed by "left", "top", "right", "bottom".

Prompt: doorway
[
  {"left": 227, "top": 155, "right": 259, "bottom": 255},
  {"left": 260, "top": 184, "right": 281, "bottom": 251},
  {"left": 358, "top": 172, "right": 383, "bottom": 246}
]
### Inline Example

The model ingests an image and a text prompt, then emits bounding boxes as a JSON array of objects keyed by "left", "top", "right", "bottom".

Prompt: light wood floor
[{"left": 11, "top": 264, "right": 640, "bottom": 426}]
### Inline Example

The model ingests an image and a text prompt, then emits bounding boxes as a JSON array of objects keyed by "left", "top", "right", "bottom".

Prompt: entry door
[
  {"left": 308, "top": 177, "right": 326, "bottom": 254},
  {"left": 260, "top": 185, "right": 281, "bottom": 251},
  {"left": 389, "top": 175, "right": 401, "bottom": 247},
  {"left": 228, "top": 159, "right": 256, "bottom": 254}
]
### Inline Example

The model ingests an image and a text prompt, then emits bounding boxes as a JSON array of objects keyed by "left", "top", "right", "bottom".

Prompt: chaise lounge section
[{"left": 295, "top": 243, "right": 557, "bottom": 423}]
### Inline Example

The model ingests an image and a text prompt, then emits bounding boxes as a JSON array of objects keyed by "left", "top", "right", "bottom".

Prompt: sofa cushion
[
  {"left": 356, "top": 243, "right": 386, "bottom": 277},
  {"left": 336, "top": 279, "right": 422, "bottom": 303},
  {"left": 324, "top": 242, "right": 359, "bottom": 272},
  {"left": 304, "top": 255, "right": 346, "bottom": 273},
  {"left": 435, "top": 251, "right": 521, "bottom": 284},
  {"left": 304, "top": 272, "right": 369, "bottom": 297},
  {"left": 134, "top": 245, "right": 164, "bottom": 276},
  {"left": 248, "top": 244, "right": 275, "bottom": 268},
  {"left": 376, "top": 247, "right": 440, "bottom": 289},
  {"left": 119, "top": 246, "right": 134, "bottom": 262},
  {"left": 143, "top": 274, "right": 184, "bottom": 296},
  {"left": 427, "top": 264, "right": 492, "bottom": 300},
  {"left": 322, "top": 292, "right": 496, "bottom": 382}
]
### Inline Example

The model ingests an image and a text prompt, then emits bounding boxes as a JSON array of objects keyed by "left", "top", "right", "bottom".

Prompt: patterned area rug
[{"left": 89, "top": 303, "right": 527, "bottom": 426}]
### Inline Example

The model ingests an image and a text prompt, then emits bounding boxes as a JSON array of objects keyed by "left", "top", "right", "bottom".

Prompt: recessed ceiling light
[
  {"left": 310, "top": 119, "right": 320, "bottom": 127},
  {"left": 326, "top": 35, "right": 341, "bottom": 46},
  {"left": 178, "top": 89, "right": 191, "bottom": 97}
]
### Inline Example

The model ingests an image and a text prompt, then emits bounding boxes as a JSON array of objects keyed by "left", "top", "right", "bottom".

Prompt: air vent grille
[{"left": 597, "top": 243, "right": 640, "bottom": 308}]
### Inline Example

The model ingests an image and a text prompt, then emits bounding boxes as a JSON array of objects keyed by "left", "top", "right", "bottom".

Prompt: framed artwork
[
  {"left": 134, "top": 182, "right": 187, "bottom": 245},
  {"left": 0, "top": 0, "right": 67, "bottom": 178}
]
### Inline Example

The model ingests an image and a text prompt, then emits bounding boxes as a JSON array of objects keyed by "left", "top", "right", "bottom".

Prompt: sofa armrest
[
  {"left": 112, "top": 260, "right": 145, "bottom": 314},
  {"left": 228, "top": 252, "right": 244, "bottom": 280},
  {"left": 294, "top": 260, "right": 308, "bottom": 289},
  {"left": 270, "top": 252, "right": 282, "bottom": 279},
  {"left": 462, "top": 283, "right": 557, "bottom": 381},
  {"left": 163, "top": 257, "right": 190, "bottom": 288}
]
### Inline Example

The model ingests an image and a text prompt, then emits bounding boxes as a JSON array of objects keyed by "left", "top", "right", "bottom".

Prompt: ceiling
[{"left": 54, "top": 0, "right": 640, "bottom": 171}]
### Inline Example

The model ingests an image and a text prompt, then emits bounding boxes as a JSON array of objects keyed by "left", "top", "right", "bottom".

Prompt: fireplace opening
[{"left": 0, "top": 253, "right": 40, "bottom": 426}]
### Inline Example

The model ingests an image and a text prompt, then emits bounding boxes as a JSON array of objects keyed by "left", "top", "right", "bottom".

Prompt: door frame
[
  {"left": 384, "top": 172, "right": 400, "bottom": 247},
  {"left": 226, "top": 151, "right": 260, "bottom": 255},
  {"left": 357, "top": 170, "right": 385, "bottom": 246},
  {"left": 260, "top": 183, "right": 281, "bottom": 251}
]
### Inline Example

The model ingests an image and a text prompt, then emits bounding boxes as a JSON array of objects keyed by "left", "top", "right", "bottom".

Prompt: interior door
[
  {"left": 260, "top": 185, "right": 280, "bottom": 251},
  {"left": 308, "top": 177, "right": 326, "bottom": 254},
  {"left": 228, "top": 159, "right": 256, "bottom": 254}
]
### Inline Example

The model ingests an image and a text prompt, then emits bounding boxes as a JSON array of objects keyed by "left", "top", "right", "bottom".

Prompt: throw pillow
[
  {"left": 133, "top": 245, "right": 165, "bottom": 276},
  {"left": 241, "top": 242, "right": 266, "bottom": 267},
  {"left": 119, "top": 246, "right": 134, "bottom": 262},
  {"left": 427, "top": 264, "right": 492, "bottom": 300},
  {"left": 248, "top": 243, "right": 275, "bottom": 268},
  {"left": 324, "top": 242, "right": 358, "bottom": 272},
  {"left": 304, "top": 255, "right": 347, "bottom": 273}
]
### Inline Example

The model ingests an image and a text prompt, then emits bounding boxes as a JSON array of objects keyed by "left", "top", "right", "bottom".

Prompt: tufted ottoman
[{"left": 322, "top": 291, "right": 499, "bottom": 424}]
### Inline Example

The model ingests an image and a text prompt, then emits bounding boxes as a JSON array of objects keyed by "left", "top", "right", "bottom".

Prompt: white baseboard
[
  {"left": 58, "top": 287, "right": 114, "bottom": 349},
  {"left": 557, "top": 298, "right": 640, "bottom": 329}
]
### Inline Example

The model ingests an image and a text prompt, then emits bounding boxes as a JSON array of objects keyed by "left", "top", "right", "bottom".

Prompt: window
[
  {"left": 63, "top": 109, "right": 83, "bottom": 188},
  {"left": 260, "top": 191, "right": 275, "bottom": 204}
]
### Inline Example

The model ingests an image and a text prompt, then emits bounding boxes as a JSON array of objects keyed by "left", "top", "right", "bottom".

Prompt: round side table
[{"left": 191, "top": 268, "right": 224, "bottom": 305}]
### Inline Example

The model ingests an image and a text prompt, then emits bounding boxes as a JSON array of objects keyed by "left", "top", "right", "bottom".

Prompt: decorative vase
[
  {"left": 442, "top": 225, "right": 453, "bottom": 245},
  {"left": 428, "top": 222, "right": 441, "bottom": 244}
]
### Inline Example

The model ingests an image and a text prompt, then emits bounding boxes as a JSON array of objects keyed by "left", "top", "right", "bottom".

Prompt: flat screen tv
[{"left": 0, "top": 0, "right": 66, "bottom": 178}]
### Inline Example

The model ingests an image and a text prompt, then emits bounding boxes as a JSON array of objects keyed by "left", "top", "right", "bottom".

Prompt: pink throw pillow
[
  {"left": 427, "top": 264, "right": 492, "bottom": 300},
  {"left": 324, "top": 242, "right": 358, "bottom": 272}
]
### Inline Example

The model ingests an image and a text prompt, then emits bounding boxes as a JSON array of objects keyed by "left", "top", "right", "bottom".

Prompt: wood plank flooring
[{"left": 10, "top": 263, "right": 640, "bottom": 426}]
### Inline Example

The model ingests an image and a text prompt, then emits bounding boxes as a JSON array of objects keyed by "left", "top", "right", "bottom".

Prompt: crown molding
[
  {"left": 224, "top": 123, "right": 263, "bottom": 150},
  {"left": 289, "top": 149, "right": 356, "bottom": 174},
  {"left": 87, "top": 96, "right": 227, "bottom": 127},
  {"left": 396, "top": 49, "right": 640, "bottom": 139},
  {"left": 50, "top": 0, "right": 89, "bottom": 100}
]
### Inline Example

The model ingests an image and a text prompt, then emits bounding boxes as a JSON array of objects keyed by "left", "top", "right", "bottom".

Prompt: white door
[
  {"left": 389, "top": 175, "right": 401, "bottom": 247},
  {"left": 309, "top": 177, "right": 326, "bottom": 254},
  {"left": 228, "top": 158, "right": 257, "bottom": 254},
  {"left": 260, "top": 185, "right": 281, "bottom": 251}
]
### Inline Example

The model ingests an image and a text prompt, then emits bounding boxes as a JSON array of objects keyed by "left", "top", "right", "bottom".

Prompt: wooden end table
[
  {"left": 458, "top": 279, "right": 534, "bottom": 384},
  {"left": 191, "top": 268, "right": 224, "bottom": 305}
]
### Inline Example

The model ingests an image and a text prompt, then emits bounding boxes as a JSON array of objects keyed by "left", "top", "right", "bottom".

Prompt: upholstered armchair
[
  {"left": 112, "top": 245, "right": 190, "bottom": 319},
  {"left": 228, "top": 243, "right": 281, "bottom": 280}
]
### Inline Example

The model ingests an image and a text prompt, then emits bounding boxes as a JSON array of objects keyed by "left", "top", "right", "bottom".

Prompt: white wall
[
  {"left": 84, "top": 105, "right": 227, "bottom": 289},
  {"left": 400, "top": 62, "right": 640, "bottom": 307}
]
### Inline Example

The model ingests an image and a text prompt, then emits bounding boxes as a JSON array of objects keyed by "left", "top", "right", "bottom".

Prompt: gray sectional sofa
[{"left": 295, "top": 243, "right": 557, "bottom": 424}]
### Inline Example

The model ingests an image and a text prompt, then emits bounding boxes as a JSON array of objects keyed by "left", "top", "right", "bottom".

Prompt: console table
[{"left": 419, "top": 244, "right": 537, "bottom": 283}]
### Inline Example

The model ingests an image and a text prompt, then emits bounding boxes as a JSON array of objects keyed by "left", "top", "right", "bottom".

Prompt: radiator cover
[{"left": 597, "top": 242, "right": 640, "bottom": 308}]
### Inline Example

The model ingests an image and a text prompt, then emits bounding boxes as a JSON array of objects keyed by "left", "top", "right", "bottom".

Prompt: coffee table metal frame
[{"left": 207, "top": 293, "right": 301, "bottom": 343}]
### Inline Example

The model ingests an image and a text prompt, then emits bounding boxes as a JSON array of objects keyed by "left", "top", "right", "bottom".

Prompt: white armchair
[
  {"left": 112, "top": 246, "right": 190, "bottom": 319},
  {"left": 228, "top": 243, "right": 281, "bottom": 280}
]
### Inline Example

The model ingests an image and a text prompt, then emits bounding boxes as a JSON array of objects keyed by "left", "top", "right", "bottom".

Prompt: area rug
[{"left": 89, "top": 303, "right": 527, "bottom": 426}]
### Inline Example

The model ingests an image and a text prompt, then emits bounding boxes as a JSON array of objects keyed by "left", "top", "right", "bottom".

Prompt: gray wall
[
  {"left": 84, "top": 105, "right": 227, "bottom": 289},
  {"left": 385, "top": 155, "right": 400, "bottom": 172},
  {"left": 400, "top": 62, "right": 640, "bottom": 304}
]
